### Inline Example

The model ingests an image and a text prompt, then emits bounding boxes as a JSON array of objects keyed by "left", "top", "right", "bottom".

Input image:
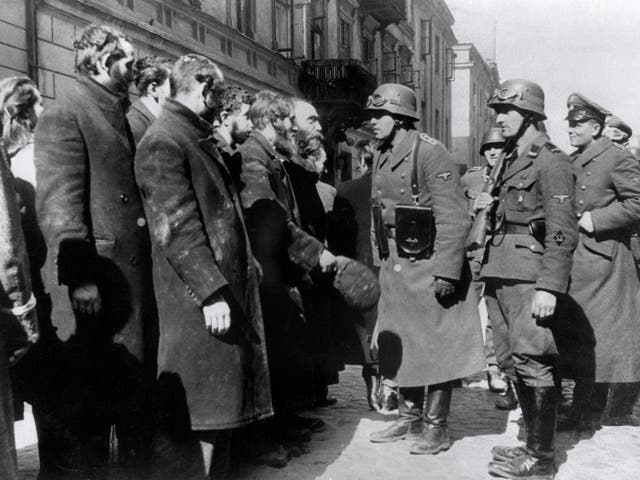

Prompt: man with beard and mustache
[
  {"left": 212, "top": 86, "right": 254, "bottom": 188},
  {"left": 281, "top": 99, "right": 341, "bottom": 408},
  {"left": 34, "top": 25, "right": 158, "bottom": 478},
  {"left": 134, "top": 54, "right": 273, "bottom": 479},
  {"left": 239, "top": 91, "right": 337, "bottom": 452}
]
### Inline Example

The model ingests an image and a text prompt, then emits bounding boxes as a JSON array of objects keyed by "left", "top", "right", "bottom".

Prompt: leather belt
[{"left": 502, "top": 223, "right": 530, "bottom": 235}]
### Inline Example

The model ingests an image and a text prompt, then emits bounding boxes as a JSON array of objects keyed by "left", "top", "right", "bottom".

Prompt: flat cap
[
  {"left": 606, "top": 115, "right": 632, "bottom": 137},
  {"left": 333, "top": 256, "right": 380, "bottom": 311},
  {"left": 566, "top": 93, "right": 611, "bottom": 123}
]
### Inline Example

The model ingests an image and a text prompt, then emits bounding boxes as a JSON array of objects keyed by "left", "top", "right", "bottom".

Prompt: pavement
[{"left": 17, "top": 366, "right": 640, "bottom": 479}]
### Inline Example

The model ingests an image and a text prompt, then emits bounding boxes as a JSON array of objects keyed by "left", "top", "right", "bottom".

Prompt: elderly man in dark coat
[
  {"left": 239, "top": 91, "right": 337, "bottom": 438},
  {"left": 365, "top": 84, "right": 485, "bottom": 456},
  {"left": 135, "top": 55, "right": 272, "bottom": 479},
  {"left": 34, "top": 25, "right": 158, "bottom": 477}
]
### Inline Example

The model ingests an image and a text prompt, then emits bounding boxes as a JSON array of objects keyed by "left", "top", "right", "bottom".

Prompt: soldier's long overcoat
[
  {"left": 134, "top": 100, "right": 273, "bottom": 429},
  {"left": 372, "top": 129, "right": 485, "bottom": 387},
  {"left": 34, "top": 77, "right": 157, "bottom": 365},
  {"left": 568, "top": 137, "right": 640, "bottom": 382}
]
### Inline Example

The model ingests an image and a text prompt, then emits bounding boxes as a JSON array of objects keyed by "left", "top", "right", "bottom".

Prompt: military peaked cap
[
  {"left": 566, "top": 93, "right": 611, "bottom": 123},
  {"left": 606, "top": 115, "right": 633, "bottom": 137}
]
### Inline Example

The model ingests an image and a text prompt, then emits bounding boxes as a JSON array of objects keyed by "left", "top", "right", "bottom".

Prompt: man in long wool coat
[{"left": 135, "top": 54, "right": 272, "bottom": 479}]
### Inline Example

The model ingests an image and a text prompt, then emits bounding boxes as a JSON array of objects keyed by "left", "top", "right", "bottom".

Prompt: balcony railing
[
  {"left": 359, "top": 0, "right": 406, "bottom": 27},
  {"left": 299, "top": 59, "right": 377, "bottom": 106}
]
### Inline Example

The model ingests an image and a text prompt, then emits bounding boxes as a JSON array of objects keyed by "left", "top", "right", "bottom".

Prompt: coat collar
[
  {"left": 389, "top": 129, "right": 417, "bottom": 169},
  {"left": 163, "top": 99, "right": 212, "bottom": 138},
  {"left": 248, "top": 130, "right": 279, "bottom": 162},
  {"left": 129, "top": 99, "right": 155, "bottom": 124},
  {"left": 576, "top": 136, "right": 611, "bottom": 167},
  {"left": 501, "top": 131, "right": 549, "bottom": 182},
  {"left": 76, "top": 76, "right": 129, "bottom": 113}
]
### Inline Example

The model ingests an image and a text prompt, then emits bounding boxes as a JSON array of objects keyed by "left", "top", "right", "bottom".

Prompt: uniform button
[
  {"left": 586, "top": 171, "right": 591, "bottom": 176},
  {"left": 518, "top": 182, "right": 523, "bottom": 187},
  {"left": 580, "top": 185, "right": 586, "bottom": 190},
  {"left": 393, "top": 264, "right": 402, "bottom": 272},
  {"left": 577, "top": 212, "right": 582, "bottom": 218},
  {"left": 578, "top": 200, "right": 584, "bottom": 205},
  {"left": 120, "top": 194, "right": 129, "bottom": 203},
  {"left": 530, "top": 244, "right": 537, "bottom": 250},
  {"left": 401, "top": 173, "right": 406, "bottom": 178},
  {"left": 130, "top": 255, "right": 139, "bottom": 266},
  {"left": 137, "top": 217, "right": 147, "bottom": 227},
  {"left": 400, "top": 189, "right": 405, "bottom": 194},
  {"left": 377, "top": 190, "right": 382, "bottom": 195}
]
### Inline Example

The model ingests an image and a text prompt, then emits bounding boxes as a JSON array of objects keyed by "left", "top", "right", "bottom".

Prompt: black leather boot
[
  {"left": 601, "top": 382, "right": 640, "bottom": 426},
  {"left": 495, "top": 379, "right": 519, "bottom": 410},
  {"left": 410, "top": 383, "right": 451, "bottom": 455},
  {"left": 489, "top": 386, "right": 556, "bottom": 480},
  {"left": 557, "top": 377, "right": 593, "bottom": 435},
  {"left": 492, "top": 380, "right": 530, "bottom": 462},
  {"left": 370, "top": 387, "right": 423, "bottom": 443}
]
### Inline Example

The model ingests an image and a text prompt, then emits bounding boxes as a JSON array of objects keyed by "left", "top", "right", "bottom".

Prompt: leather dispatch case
[
  {"left": 394, "top": 135, "right": 436, "bottom": 260},
  {"left": 395, "top": 204, "right": 435, "bottom": 259}
]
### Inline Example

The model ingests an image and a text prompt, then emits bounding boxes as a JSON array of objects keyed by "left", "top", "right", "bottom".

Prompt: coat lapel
[{"left": 578, "top": 137, "right": 610, "bottom": 168}]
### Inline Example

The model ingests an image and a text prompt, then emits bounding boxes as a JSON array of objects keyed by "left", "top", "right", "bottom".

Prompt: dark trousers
[{"left": 0, "top": 334, "right": 18, "bottom": 480}]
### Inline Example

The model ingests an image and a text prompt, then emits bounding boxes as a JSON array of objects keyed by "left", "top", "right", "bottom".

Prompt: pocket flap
[{"left": 581, "top": 235, "right": 614, "bottom": 259}]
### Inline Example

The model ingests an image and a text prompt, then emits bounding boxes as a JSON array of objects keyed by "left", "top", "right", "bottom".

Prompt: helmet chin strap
[{"left": 505, "top": 112, "right": 534, "bottom": 155}]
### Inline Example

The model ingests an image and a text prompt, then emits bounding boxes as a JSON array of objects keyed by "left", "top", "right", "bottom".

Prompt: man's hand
[
  {"left": 203, "top": 295, "right": 231, "bottom": 336},
  {"left": 319, "top": 248, "right": 337, "bottom": 273},
  {"left": 70, "top": 283, "right": 101, "bottom": 315},
  {"left": 531, "top": 290, "right": 557, "bottom": 323},
  {"left": 578, "top": 211, "right": 594, "bottom": 234},
  {"left": 473, "top": 192, "right": 496, "bottom": 212},
  {"left": 434, "top": 277, "right": 456, "bottom": 299}
]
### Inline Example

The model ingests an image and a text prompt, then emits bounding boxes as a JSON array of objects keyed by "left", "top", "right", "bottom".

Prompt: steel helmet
[
  {"left": 479, "top": 127, "right": 505, "bottom": 155},
  {"left": 488, "top": 79, "right": 546, "bottom": 120},
  {"left": 364, "top": 83, "right": 420, "bottom": 121}
]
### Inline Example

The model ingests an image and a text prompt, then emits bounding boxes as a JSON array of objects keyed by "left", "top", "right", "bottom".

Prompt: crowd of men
[{"left": 1, "top": 22, "right": 639, "bottom": 480}]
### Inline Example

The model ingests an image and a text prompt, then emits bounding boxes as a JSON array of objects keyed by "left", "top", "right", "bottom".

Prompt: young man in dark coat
[
  {"left": 127, "top": 55, "right": 172, "bottom": 145},
  {"left": 239, "top": 91, "right": 337, "bottom": 437},
  {"left": 135, "top": 54, "right": 272, "bottom": 479},
  {"left": 34, "top": 25, "right": 158, "bottom": 477}
]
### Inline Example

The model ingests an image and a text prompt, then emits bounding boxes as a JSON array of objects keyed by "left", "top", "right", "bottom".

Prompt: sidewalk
[{"left": 18, "top": 366, "right": 640, "bottom": 479}]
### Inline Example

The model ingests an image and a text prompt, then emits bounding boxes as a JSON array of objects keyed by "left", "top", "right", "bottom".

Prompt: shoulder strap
[{"left": 411, "top": 135, "right": 421, "bottom": 205}]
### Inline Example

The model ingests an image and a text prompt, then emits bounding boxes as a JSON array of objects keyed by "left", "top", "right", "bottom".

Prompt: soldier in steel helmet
[
  {"left": 461, "top": 128, "right": 518, "bottom": 411},
  {"left": 603, "top": 114, "right": 633, "bottom": 147},
  {"left": 365, "top": 83, "right": 485, "bottom": 455},
  {"left": 558, "top": 94, "right": 640, "bottom": 432},
  {"left": 478, "top": 79, "right": 578, "bottom": 480}
]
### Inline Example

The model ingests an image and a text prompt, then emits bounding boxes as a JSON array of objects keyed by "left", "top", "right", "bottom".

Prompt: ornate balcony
[{"left": 300, "top": 59, "right": 376, "bottom": 107}]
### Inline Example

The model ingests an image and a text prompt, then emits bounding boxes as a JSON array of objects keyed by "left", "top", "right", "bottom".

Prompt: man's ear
[
  {"left": 220, "top": 111, "right": 230, "bottom": 125},
  {"left": 148, "top": 82, "right": 158, "bottom": 98},
  {"left": 96, "top": 52, "right": 111, "bottom": 76}
]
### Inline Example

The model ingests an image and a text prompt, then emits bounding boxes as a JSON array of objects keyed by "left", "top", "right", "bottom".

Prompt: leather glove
[{"left": 434, "top": 277, "right": 456, "bottom": 299}]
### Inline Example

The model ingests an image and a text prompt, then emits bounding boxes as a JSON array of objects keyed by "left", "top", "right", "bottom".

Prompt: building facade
[{"left": 450, "top": 42, "right": 500, "bottom": 170}]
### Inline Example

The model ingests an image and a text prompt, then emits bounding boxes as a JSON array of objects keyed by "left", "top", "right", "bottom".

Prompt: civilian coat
[
  {"left": 127, "top": 99, "right": 155, "bottom": 146},
  {"left": 239, "top": 131, "right": 323, "bottom": 405},
  {"left": 372, "top": 129, "right": 484, "bottom": 387},
  {"left": 135, "top": 99, "right": 272, "bottom": 429},
  {"left": 34, "top": 77, "right": 157, "bottom": 366},
  {"left": 568, "top": 137, "right": 640, "bottom": 382}
]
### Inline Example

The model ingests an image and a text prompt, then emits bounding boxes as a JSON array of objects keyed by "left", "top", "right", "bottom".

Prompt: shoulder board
[
  {"left": 527, "top": 143, "right": 543, "bottom": 158},
  {"left": 419, "top": 133, "right": 437, "bottom": 145},
  {"left": 544, "top": 142, "right": 562, "bottom": 153}
]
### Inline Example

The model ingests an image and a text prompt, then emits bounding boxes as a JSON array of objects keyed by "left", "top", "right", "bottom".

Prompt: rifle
[{"left": 464, "top": 137, "right": 516, "bottom": 251}]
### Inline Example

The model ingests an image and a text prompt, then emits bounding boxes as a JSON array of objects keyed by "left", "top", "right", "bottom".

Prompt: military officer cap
[
  {"left": 333, "top": 256, "right": 380, "bottom": 310},
  {"left": 566, "top": 93, "right": 611, "bottom": 124},
  {"left": 606, "top": 115, "right": 632, "bottom": 137}
]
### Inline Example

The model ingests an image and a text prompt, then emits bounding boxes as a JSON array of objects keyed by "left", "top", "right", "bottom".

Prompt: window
[
  {"left": 420, "top": 19, "right": 431, "bottom": 57},
  {"left": 339, "top": 19, "right": 351, "bottom": 48},
  {"left": 246, "top": 50, "right": 257, "bottom": 67},
  {"left": 434, "top": 36, "right": 440, "bottom": 73},
  {"left": 445, "top": 48, "right": 454, "bottom": 81},
  {"left": 445, "top": 116, "right": 450, "bottom": 149},
  {"left": 118, "top": 0, "right": 134, "bottom": 10},
  {"left": 435, "top": 108, "right": 440, "bottom": 139},
  {"left": 274, "top": 0, "right": 293, "bottom": 54},
  {"left": 156, "top": 5, "right": 173, "bottom": 28},
  {"left": 311, "top": 17, "right": 324, "bottom": 60},
  {"left": 236, "top": 0, "right": 256, "bottom": 37},
  {"left": 192, "top": 22, "right": 206, "bottom": 44}
]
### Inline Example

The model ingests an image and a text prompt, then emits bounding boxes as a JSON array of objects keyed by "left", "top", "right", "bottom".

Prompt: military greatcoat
[
  {"left": 373, "top": 129, "right": 484, "bottom": 387},
  {"left": 568, "top": 137, "right": 640, "bottom": 382},
  {"left": 135, "top": 100, "right": 272, "bottom": 429}
]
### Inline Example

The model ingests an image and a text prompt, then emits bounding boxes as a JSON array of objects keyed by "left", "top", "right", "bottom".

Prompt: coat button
[
  {"left": 120, "top": 194, "right": 129, "bottom": 203},
  {"left": 137, "top": 217, "right": 147, "bottom": 227},
  {"left": 586, "top": 171, "right": 591, "bottom": 176},
  {"left": 518, "top": 182, "right": 523, "bottom": 187},
  {"left": 530, "top": 244, "right": 537, "bottom": 250},
  {"left": 393, "top": 264, "right": 402, "bottom": 272},
  {"left": 578, "top": 200, "right": 584, "bottom": 205},
  {"left": 401, "top": 173, "right": 406, "bottom": 178},
  {"left": 580, "top": 185, "right": 586, "bottom": 190},
  {"left": 130, "top": 255, "right": 139, "bottom": 266},
  {"left": 577, "top": 212, "right": 582, "bottom": 218},
  {"left": 400, "top": 189, "right": 405, "bottom": 195}
]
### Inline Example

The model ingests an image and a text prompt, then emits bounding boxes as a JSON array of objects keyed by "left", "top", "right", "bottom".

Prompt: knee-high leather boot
[
  {"left": 409, "top": 382, "right": 451, "bottom": 455},
  {"left": 489, "top": 386, "right": 556, "bottom": 480},
  {"left": 370, "top": 387, "right": 423, "bottom": 443},
  {"left": 557, "top": 377, "right": 593, "bottom": 434},
  {"left": 492, "top": 380, "right": 531, "bottom": 461}
]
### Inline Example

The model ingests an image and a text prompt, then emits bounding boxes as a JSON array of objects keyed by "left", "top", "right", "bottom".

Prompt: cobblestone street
[{"left": 16, "top": 365, "right": 640, "bottom": 479}]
